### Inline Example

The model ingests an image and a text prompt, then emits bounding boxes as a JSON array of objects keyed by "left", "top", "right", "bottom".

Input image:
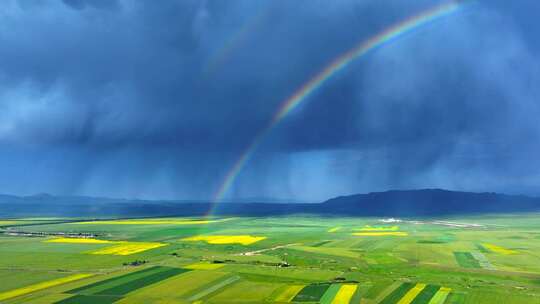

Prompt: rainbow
[
  {"left": 202, "top": 8, "right": 271, "bottom": 78},
  {"left": 212, "top": 0, "right": 469, "bottom": 204}
]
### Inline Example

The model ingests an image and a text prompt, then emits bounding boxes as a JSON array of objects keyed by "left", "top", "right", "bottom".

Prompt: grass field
[{"left": 1, "top": 214, "right": 540, "bottom": 303}]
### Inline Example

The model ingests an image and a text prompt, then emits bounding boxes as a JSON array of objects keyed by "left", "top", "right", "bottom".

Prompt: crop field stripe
[
  {"left": 397, "top": 283, "right": 426, "bottom": 304},
  {"left": 371, "top": 281, "right": 401, "bottom": 301},
  {"left": 410, "top": 285, "right": 440, "bottom": 304},
  {"left": 187, "top": 275, "right": 240, "bottom": 301},
  {"left": 184, "top": 263, "right": 225, "bottom": 270},
  {"left": 319, "top": 284, "right": 342, "bottom": 304},
  {"left": 331, "top": 284, "right": 358, "bottom": 304},
  {"left": 352, "top": 232, "right": 408, "bottom": 237},
  {"left": 417, "top": 240, "right": 446, "bottom": 244},
  {"left": 292, "top": 283, "right": 331, "bottom": 302},
  {"left": 67, "top": 266, "right": 167, "bottom": 294},
  {"left": 313, "top": 240, "right": 333, "bottom": 247},
  {"left": 470, "top": 252, "right": 495, "bottom": 270},
  {"left": 274, "top": 285, "right": 305, "bottom": 302},
  {"left": 358, "top": 225, "right": 399, "bottom": 231},
  {"left": 182, "top": 235, "right": 267, "bottom": 245},
  {"left": 71, "top": 218, "right": 232, "bottom": 225},
  {"left": 427, "top": 287, "right": 451, "bottom": 304},
  {"left": 0, "top": 273, "right": 94, "bottom": 301},
  {"left": 45, "top": 237, "right": 116, "bottom": 244},
  {"left": 349, "top": 284, "right": 363, "bottom": 303},
  {"left": 95, "top": 267, "right": 189, "bottom": 296},
  {"left": 55, "top": 294, "right": 122, "bottom": 304},
  {"left": 482, "top": 243, "right": 518, "bottom": 255},
  {"left": 328, "top": 227, "right": 341, "bottom": 233},
  {"left": 380, "top": 282, "right": 415, "bottom": 304},
  {"left": 453, "top": 252, "right": 481, "bottom": 269},
  {"left": 89, "top": 242, "right": 167, "bottom": 255}
]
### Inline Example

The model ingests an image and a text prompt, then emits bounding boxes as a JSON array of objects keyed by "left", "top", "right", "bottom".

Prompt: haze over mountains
[{"left": 1, "top": 189, "right": 539, "bottom": 218}]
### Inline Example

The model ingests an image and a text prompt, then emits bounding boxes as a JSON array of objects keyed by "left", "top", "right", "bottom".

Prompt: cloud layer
[{"left": 0, "top": 0, "right": 539, "bottom": 201}]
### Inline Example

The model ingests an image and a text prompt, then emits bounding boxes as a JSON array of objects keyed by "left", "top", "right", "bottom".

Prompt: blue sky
[{"left": 0, "top": 0, "right": 539, "bottom": 201}]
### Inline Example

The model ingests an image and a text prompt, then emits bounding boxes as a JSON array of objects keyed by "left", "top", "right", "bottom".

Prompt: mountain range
[{"left": 1, "top": 189, "right": 539, "bottom": 217}]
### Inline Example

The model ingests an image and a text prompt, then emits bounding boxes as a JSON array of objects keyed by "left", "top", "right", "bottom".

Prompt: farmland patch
[
  {"left": 0, "top": 270, "right": 67, "bottom": 293},
  {"left": 45, "top": 238, "right": 115, "bottom": 244},
  {"left": 187, "top": 275, "right": 240, "bottom": 301},
  {"left": 288, "top": 245, "right": 360, "bottom": 259},
  {"left": 371, "top": 281, "right": 402, "bottom": 302},
  {"left": 353, "top": 232, "right": 408, "bottom": 237},
  {"left": 71, "top": 218, "right": 233, "bottom": 225},
  {"left": 116, "top": 270, "right": 229, "bottom": 301},
  {"left": 292, "top": 283, "right": 331, "bottom": 302},
  {"left": 380, "top": 282, "right": 414, "bottom": 304},
  {"left": 331, "top": 284, "right": 358, "bottom": 304},
  {"left": 89, "top": 242, "right": 167, "bottom": 255},
  {"left": 428, "top": 287, "right": 452, "bottom": 304},
  {"left": 61, "top": 267, "right": 187, "bottom": 303},
  {"left": 184, "top": 263, "right": 225, "bottom": 270},
  {"left": 44, "top": 238, "right": 167, "bottom": 255},
  {"left": 274, "top": 285, "right": 305, "bottom": 302},
  {"left": 357, "top": 225, "right": 399, "bottom": 231},
  {"left": 397, "top": 283, "right": 426, "bottom": 304},
  {"left": 68, "top": 267, "right": 171, "bottom": 295},
  {"left": 454, "top": 252, "right": 481, "bottom": 269},
  {"left": 55, "top": 294, "right": 122, "bottom": 304},
  {"left": 417, "top": 240, "right": 447, "bottom": 244},
  {"left": 410, "top": 285, "right": 440, "bottom": 304},
  {"left": 312, "top": 240, "right": 333, "bottom": 247},
  {"left": 482, "top": 243, "right": 518, "bottom": 255},
  {"left": 95, "top": 267, "right": 187, "bottom": 296},
  {"left": 0, "top": 273, "right": 93, "bottom": 301},
  {"left": 319, "top": 284, "right": 341, "bottom": 303},
  {"left": 470, "top": 252, "right": 495, "bottom": 270},
  {"left": 207, "top": 281, "right": 280, "bottom": 303},
  {"left": 182, "top": 235, "right": 266, "bottom": 245}
]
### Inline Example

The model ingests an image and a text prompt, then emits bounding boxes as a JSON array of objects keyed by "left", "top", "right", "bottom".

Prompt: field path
[{"left": 238, "top": 243, "right": 302, "bottom": 256}]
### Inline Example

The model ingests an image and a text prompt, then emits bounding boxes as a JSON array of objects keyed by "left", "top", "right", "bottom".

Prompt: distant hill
[
  {"left": 320, "top": 189, "right": 540, "bottom": 216},
  {"left": 0, "top": 189, "right": 539, "bottom": 217}
]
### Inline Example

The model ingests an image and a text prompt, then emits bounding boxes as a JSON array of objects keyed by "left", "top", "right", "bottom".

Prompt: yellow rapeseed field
[
  {"left": 275, "top": 285, "right": 305, "bottom": 302},
  {"left": 45, "top": 237, "right": 115, "bottom": 244},
  {"left": 182, "top": 235, "right": 266, "bottom": 245},
  {"left": 482, "top": 243, "right": 517, "bottom": 255},
  {"left": 44, "top": 237, "right": 167, "bottom": 255},
  {"left": 428, "top": 287, "right": 452, "bottom": 304},
  {"left": 89, "top": 242, "right": 167, "bottom": 255},
  {"left": 331, "top": 284, "right": 358, "bottom": 304},
  {"left": 352, "top": 232, "right": 408, "bottom": 236},
  {"left": 397, "top": 283, "right": 426, "bottom": 304},
  {"left": 184, "top": 263, "right": 225, "bottom": 270},
  {"left": 357, "top": 225, "right": 399, "bottom": 231},
  {"left": 71, "top": 218, "right": 233, "bottom": 225},
  {"left": 328, "top": 227, "right": 341, "bottom": 233},
  {"left": 0, "top": 273, "right": 93, "bottom": 301},
  {"left": 0, "top": 221, "right": 19, "bottom": 225}
]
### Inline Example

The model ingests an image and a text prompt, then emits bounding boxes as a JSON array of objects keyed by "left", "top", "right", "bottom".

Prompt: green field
[{"left": 1, "top": 214, "right": 540, "bottom": 303}]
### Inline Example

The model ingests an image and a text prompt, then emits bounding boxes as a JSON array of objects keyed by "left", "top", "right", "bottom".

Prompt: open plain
[{"left": 1, "top": 214, "right": 540, "bottom": 303}]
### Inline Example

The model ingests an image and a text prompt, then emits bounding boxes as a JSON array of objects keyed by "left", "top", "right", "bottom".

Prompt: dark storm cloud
[
  {"left": 0, "top": 0, "right": 539, "bottom": 200},
  {"left": 62, "top": 0, "right": 120, "bottom": 11}
]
